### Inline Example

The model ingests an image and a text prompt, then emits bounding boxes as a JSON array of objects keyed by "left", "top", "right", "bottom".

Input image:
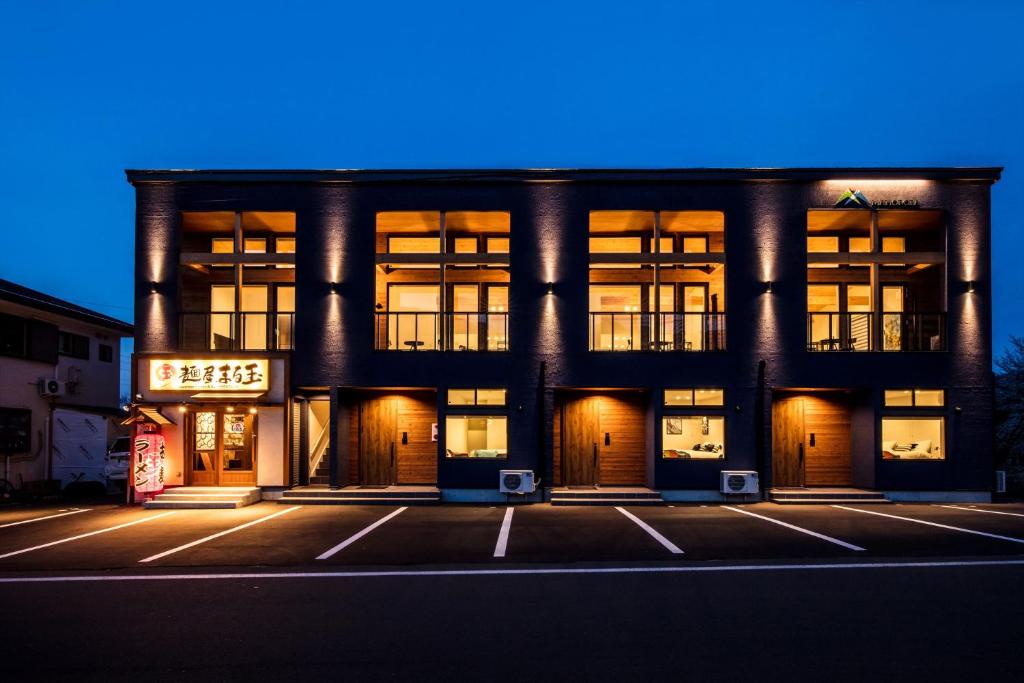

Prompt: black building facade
[{"left": 129, "top": 168, "right": 999, "bottom": 502}]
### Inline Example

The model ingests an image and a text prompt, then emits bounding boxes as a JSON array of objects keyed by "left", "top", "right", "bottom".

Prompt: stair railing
[{"left": 308, "top": 422, "right": 331, "bottom": 477}]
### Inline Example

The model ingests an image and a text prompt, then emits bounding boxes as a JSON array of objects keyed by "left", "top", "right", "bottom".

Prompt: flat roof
[
  {"left": 125, "top": 167, "right": 1002, "bottom": 185},
  {"left": 0, "top": 279, "right": 133, "bottom": 336}
]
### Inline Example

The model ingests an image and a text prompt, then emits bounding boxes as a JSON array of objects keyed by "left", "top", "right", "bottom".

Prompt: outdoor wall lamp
[
  {"left": 149, "top": 281, "right": 158, "bottom": 294},
  {"left": 546, "top": 281, "right": 554, "bottom": 295},
  {"left": 966, "top": 280, "right": 975, "bottom": 293},
  {"left": 329, "top": 282, "right": 338, "bottom": 295},
  {"left": 764, "top": 280, "right": 773, "bottom": 293}
]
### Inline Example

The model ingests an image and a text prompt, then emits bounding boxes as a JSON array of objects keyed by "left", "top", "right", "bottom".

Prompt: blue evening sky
[{"left": 0, "top": 1, "right": 1020, "bottom": 395}]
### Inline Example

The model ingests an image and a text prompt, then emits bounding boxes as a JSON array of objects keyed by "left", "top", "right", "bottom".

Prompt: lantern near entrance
[{"left": 133, "top": 431, "right": 166, "bottom": 502}]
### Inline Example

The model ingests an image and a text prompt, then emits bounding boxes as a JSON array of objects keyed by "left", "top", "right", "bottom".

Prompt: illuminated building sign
[
  {"left": 834, "top": 188, "right": 919, "bottom": 208},
  {"left": 149, "top": 359, "right": 270, "bottom": 392}
]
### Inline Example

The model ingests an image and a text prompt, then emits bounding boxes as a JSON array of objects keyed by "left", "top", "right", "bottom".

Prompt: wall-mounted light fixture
[
  {"left": 764, "top": 280, "right": 773, "bottom": 294},
  {"left": 248, "top": 407, "right": 258, "bottom": 415},
  {"left": 546, "top": 281, "right": 554, "bottom": 295},
  {"left": 150, "top": 282, "right": 158, "bottom": 294},
  {"left": 329, "top": 282, "right": 338, "bottom": 295},
  {"left": 178, "top": 404, "right": 187, "bottom": 413},
  {"left": 966, "top": 280, "right": 975, "bottom": 293}
]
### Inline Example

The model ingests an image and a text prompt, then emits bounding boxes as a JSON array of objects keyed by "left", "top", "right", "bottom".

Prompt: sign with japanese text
[
  {"left": 149, "top": 359, "right": 270, "bottom": 392},
  {"left": 133, "top": 432, "right": 165, "bottom": 501}
]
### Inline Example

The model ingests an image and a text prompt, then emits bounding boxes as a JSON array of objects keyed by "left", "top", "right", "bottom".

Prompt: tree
[{"left": 995, "top": 336, "right": 1024, "bottom": 470}]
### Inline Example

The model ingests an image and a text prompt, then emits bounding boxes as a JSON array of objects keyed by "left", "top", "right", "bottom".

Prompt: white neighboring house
[{"left": 0, "top": 279, "right": 133, "bottom": 491}]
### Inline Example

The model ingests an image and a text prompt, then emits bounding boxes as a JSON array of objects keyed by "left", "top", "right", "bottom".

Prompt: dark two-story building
[{"left": 127, "top": 167, "right": 999, "bottom": 505}]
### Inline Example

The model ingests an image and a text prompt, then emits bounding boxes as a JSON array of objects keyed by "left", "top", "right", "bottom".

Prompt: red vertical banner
[{"left": 132, "top": 430, "right": 166, "bottom": 503}]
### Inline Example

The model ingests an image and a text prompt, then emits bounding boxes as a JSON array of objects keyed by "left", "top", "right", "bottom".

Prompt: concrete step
[
  {"left": 278, "top": 496, "right": 440, "bottom": 506},
  {"left": 551, "top": 497, "right": 664, "bottom": 506},
  {"left": 282, "top": 488, "right": 440, "bottom": 499},
  {"left": 768, "top": 498, "right": 892, "bottom": 505},
  {"left": 144, "top": 500, "right": 244, "bottom": 509},
  {"left": 143, "top": 486, "right": 261, "bottom": 509},
  {"left": 768, "top": 489, "right": 889, "bottom": 505}
]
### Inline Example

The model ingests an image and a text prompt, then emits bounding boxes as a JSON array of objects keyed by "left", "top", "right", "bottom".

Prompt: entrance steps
[
  {"left": 768, "top": 488, "right": 890, "bottom": 505},
  {"left": 309, "top": 462, "right": 331, "bottom": 486},
  {"left": 279, "top": 485, "right": 441, "bottom": 505},
  {"left": 550, "top": 487, "right": 664, "bottom": 506},
  {"left": 143, "top": 486, "right": 262, "bottom": 509}
]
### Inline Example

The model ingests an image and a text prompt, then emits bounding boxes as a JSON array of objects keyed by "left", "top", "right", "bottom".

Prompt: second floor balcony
[
  {"left": 806, "top": 312, "right": 946, "bottom": 352},
  {"left": 589, "top": 312, "right": 726, "bottom": 352},
  {"left": 374, "top": 312, "right": 509, "bottom": 351},
  {"left": 179, "top": 312, "right": 295, "bottom": 351}
]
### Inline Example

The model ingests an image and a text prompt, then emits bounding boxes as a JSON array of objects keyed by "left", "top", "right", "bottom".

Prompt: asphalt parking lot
[{"left": 2, "top": 500, "right": 1024, "bottom": 572}]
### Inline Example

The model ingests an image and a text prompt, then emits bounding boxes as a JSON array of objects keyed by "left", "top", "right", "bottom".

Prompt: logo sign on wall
[
  {"left": 133, "top": 433, "right": 165, "bottom": 502},
  {"left": 834, "top": 188, "right": 920, "bottom": 209},
  {"left": 149, "top": 359, "right": 270, "bottom": 392}
]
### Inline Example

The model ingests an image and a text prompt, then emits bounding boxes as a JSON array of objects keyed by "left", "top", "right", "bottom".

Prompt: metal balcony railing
[
  {"left": 806, "top": 312, "right": 946, "bottom": 352},
  {"left": 588, "top": 312, "right": 726, "bottom": 351},
  {"left": 374, "top": 312, "right": 510, "bottom": 351},
  {"left": 178, "top": 312, "right": 295, "bottom": 351}
]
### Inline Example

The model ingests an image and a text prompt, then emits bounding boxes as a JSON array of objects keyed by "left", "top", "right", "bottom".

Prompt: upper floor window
[
  {"left": 375, "top": 211, "right": 510, "bottom": 351},
  {"left": 178, "top": 211, "right": 296, "bottom": 351},
  {"left": 58, "top": 331, "right": 89, "bottom": 359},
  {"left": 98, "top": 343, "right": 113, "bottom": 362},
  {"left": 588, "top": 211, "right": 725, "bottom": 352},
  {"left": 806, "top": 209, "right": 945, "bottom": 352}
]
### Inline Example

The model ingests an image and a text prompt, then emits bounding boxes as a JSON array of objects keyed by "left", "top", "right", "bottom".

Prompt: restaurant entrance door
[{"left": 187, "top": 407, "right": 258, "bottom": 486}]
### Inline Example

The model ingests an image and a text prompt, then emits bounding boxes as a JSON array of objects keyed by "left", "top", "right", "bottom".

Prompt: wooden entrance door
[
  {"left": 772, "top": 394, "right": 853, "bottom": 487},
  {"left": 360, "top": 397, "right": 398, "bottom": 485},
  {"left": 187, "top": 408, "right": 258, "bottom": 487},
  {"left": 771, "top": 397, "right": 805, "bottom": 487},
  {"left": 562, "top": 396, "right": 600, "bottom": 486}
]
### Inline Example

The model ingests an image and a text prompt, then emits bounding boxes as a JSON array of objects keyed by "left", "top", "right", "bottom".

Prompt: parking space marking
[
  {"left": 0, "top": 512, "right": 177, "bottom": 560},
  {"left": 834, "top": 505, "right": 1024, "bottom": 545},
  {"left": 616, "top": 507, "right": 684, "bottom": 554},
  {"left": 0, "top": 509, "right": 91, "bottom": 528},
  {"left": 316, "top": 507, "right": 407, "bottom": 560},
  {"left": 493, "top": 507, "right": 514, "bottom": 558},
  {"left": 938, "top": 505, "right": 1024, "bottom": 519},
  {"left": 139, "top": 506, "right": 302, "bottom": 563},
  {"left": 723, "top": 506, "right": 866, "bottom": 552}
]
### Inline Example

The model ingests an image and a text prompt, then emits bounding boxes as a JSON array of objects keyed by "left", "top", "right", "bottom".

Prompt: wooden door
[
  {"left": 562, "top": 396, "right": 600, "bottom": 486},
  {"left": 597, "top": 394, "right": 647, "bottom": 485},
  {"left": 360, "top": 398, "right": 397, "bottom": 485},
  {"left": 802, "top": 395, "right": 852, "bottom": 486},
  {"left": 189, "top": 410, "right": 219, "bottom": 486},
  {"left": 771, "top": 397, "right": 805, "bottom": 487}
]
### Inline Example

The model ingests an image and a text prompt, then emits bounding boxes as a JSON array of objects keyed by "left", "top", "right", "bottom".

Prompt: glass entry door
[{"left": 188, "top": 408, "right": 257, "bottom": 486}]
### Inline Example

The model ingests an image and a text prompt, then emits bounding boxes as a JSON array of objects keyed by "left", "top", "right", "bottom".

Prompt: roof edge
[{"left": 0, "top": 280, "right": 133, "bottom": 335}]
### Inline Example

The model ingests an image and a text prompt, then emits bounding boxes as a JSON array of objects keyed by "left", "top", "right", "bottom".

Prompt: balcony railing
[
  {"left": 179, "top": 312, "right": 295, "bottom": 351},
  {"left": 374, "top": 312, "right": 509, "bottom": 351},
  {"left": 589, "top": 312, "right": 726, "bottom": 351},
  {"left": 807, "top": 312, "right": 946, "bottom": 352}
]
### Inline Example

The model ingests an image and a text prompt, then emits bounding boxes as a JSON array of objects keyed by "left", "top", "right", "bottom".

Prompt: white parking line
[
  {"left": 616, "top": 507, "right": 684, "bottom": 554},
  {"left": 723, "top": 506, "right": 866, "bottom": 552},
  {"left": 834, "top": 505, "right": 1024, "bottom": 545},
  {"left": 316, "top": 507, "right": 407, "bottom": 560},
  {"left": 493, "top": 507, "right": 514, "bottom": 558},
  {"left": 0, "top": 512, "right": 177, "bottom": 560},
  {"left": 0, "top": 508, "right": 91, "bottom": 528},
  {"left": 938, "top": 505, "right": 1024, "bottom": 519},
  {"left": 139, "top": 506, "right": 302, "bottom": 563}
]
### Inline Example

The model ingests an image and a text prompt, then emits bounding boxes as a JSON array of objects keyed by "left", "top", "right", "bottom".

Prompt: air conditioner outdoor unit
[
  {"left": 500, "top": 469, "right": 536, "bottom": 494},
  {"left": 721, "top": 470, "right": 759, "bottom": 495},
  {"left": 39, "top": 378, "right": 66, "bottom": 397}
]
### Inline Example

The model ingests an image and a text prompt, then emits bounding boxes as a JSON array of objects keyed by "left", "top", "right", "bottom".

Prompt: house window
[
  {"left": 98, "top": 344, "right": 113, "bottom": 362},
  {"left": 243, "top": 238, "right": 267, "bottom": 253},
  {"left": 662, "top": 416, "right": 725, "bottom": 459},
  {"left": 58, "top": 331, "right": 89, "bottom": 359},
  {"left": 486, "top": 237, "right": 510, "bottom": 253},
  {"left": 884, "top": 389, "right": 944, "bottom": 407},
  {"left": 447, "top": 388, "right": 506, "bottom": 406},
  {"left": 445, "top": 416, "right": 508, "bottom": 459},
  {"left": 664, "top": 388, "right": 724, "bottom": 407},
  {"left": 0, "top": 314, "right": 28, "bottom": 358},
  {"left": 211, "top": 237, "right": 234, "bottom": 254},
  {"left": 881, "top": 417, "right": 944, "bottom": 460}
]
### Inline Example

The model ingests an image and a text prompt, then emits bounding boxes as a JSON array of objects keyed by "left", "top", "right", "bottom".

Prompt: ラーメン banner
[
  {"left": 149, "top": 359, "right": 270, "bottom": 392},
  {"left": 133, "top": 432, "right": 165, "bottom": 502}
]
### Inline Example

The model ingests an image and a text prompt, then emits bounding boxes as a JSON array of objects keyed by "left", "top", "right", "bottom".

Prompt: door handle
[
  {"left": 390, "top": 442, "right": 395, "bottom": 467},
  {"left": 593, "top": 443, "right": 598, "bottom": 467},
  {"left": 798, "top": 443, "right": 804, "bottom": 463}
]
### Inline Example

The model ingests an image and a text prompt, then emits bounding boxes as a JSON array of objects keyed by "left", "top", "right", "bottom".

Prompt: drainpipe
[{"left": 755, "top": 359, "right": 767, "bottom": 496}]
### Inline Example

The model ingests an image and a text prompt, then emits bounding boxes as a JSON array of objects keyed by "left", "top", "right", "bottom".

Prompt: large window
[
  {"left": 179, "top": 211, "right": 296, "bottom": 351},
  {"left": 806, "top": 209, "right": 946, "bottom": 352},
  {"left": 445, "top": 387, "right": 508, "bottom": 459},
  {"left": 376, "top": 211, "right": 510, "bottom": 351},
  {"left": 881, "top": 418, "right": 944, "bottom": 460},
  {"left": 662, "top": 388, "right": 726, "bottom": 459},
  {"left": 588, "top": 211, "right": 725, "bottom": 352},
  {"left": 58, "top": 331, "right": 89, "bottom": 359}
]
